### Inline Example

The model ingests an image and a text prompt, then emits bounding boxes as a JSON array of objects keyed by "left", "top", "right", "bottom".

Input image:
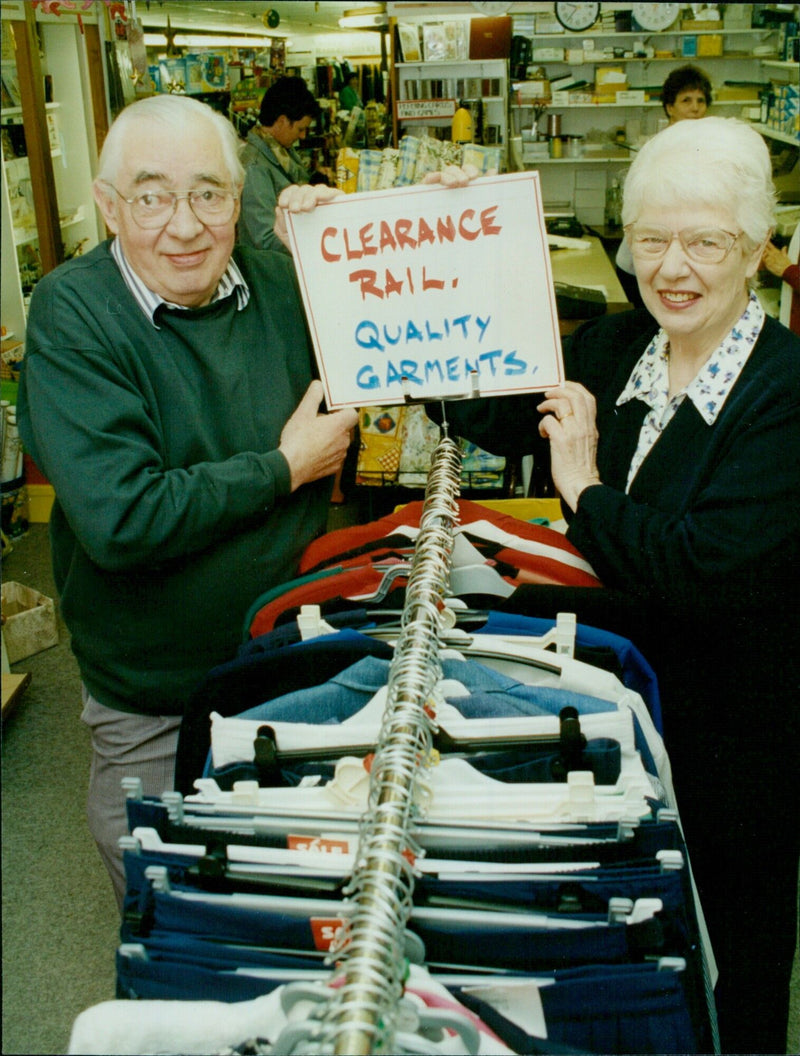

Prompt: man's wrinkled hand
[
  {"left": 279, "top": 380, "right": 358, "bottom": 491},
  {"left": 274, "top": 185, "right": 344, "bottom": 252}
]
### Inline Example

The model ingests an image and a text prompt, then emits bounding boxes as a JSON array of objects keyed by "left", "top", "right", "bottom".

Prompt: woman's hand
[
  {"left": 760, "top": 241, "right": 793, "bottom": 280},
  {"left": 275, "top": 184, "right": 345, "bottom": 252},
  {"left": 538, "top": 382, "right": 601, "bottom": 512},
  {"left": 421, "top": 163, "right": 484, "bottom": 187}
]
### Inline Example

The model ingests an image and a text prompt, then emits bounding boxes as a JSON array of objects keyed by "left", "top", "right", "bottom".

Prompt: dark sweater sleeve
[
  {"left": 782, "top": 262, "right": 800, "bottom": 293},
  {"left": 426, "top": 390, "right": 545, "bottom": 459},
  {"left": 426, "top": 309, "right": 655, "bottom": 459},
  {"left": 17, "top": 255, "right": 310, "bottom": 574},
  {"left": 567, "top": 330, "right": 800, "bottom": 613}
]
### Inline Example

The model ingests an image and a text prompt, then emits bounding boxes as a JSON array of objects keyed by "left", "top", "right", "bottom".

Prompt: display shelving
[
  {"left": 1, "top": 4, "right": 108, "bottom": 340},
  {"left": 393, "top": 57, "right": 509, "bottom": 163},
  {"left": 508, "top": 19, "right": 784, "bottom": 223}
]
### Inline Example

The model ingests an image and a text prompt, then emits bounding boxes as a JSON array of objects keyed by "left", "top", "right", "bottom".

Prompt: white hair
[
  {"left": 96, "top": 95, "right": 244, "bottom": 188},
  {"left": 622, "top": 117, "right": 776, "bottom": 250}
]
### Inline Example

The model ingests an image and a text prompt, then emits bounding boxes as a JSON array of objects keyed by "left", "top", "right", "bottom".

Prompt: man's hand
[
  {"left": 279, "top": 380, "right": 358, "bottom": 491},
  {"left": 275, "top": 184, "right": 344, "bottom": 252}
]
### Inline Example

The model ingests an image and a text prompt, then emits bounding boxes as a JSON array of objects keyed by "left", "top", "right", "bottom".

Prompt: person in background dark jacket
[
  {"left": 238, "top": 77, "right": 320, "bottom": 254},
  {"left": 16, "top": 94, "right": 356, "bottom": 911},
  {"left": 434, "top": 117, "right": 800, "bottom": 1054}
]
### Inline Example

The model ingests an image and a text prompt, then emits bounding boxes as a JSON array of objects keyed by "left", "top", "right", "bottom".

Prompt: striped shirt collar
[{"left": 109, "top": 237, "right": 250, "bottom": 329}]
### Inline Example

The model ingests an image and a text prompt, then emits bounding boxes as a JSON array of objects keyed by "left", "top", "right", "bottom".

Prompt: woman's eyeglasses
[
  {"left": 626, "top": 225, "right": 742, "bottom": 264},
  {"left": 108, "top": 185, "right": 238, "bottom": 229}
]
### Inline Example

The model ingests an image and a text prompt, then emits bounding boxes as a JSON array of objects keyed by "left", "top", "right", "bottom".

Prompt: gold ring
[{"left": 559, "top": 410, "right": 573, "bottom": 420}]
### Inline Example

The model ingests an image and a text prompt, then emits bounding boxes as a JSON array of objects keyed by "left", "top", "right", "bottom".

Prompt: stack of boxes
[
  {"left": 765, "top": 81, "right": 799, "bottom": 141},
  {"left": 149, "top": 53, "right": 228, "bottom": 95}
]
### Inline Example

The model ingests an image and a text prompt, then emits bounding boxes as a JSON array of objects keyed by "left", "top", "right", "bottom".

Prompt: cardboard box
[
  {"left": 697, "top": 34, "right": 723, "bottom": 56},
  {"left": 533, "top": 47, "right": 565, "bottom": 62},
  {"left": 184, "top": 53, "right": 227, "bottom": 94},
  {"left": 715, "top": 85, "right": 761, "bottom": 101},
  {"left": 594, "top": 66, "right": 628, "bottom": 100},
  {"left": 616, "top": 90, "right": 646, "bottom": 105},
  {"left": 1, "top": 582, "right": 58, "bottom": 664},
  {"left": 681, "top": 18, "right": 722, "bottom": 31}
]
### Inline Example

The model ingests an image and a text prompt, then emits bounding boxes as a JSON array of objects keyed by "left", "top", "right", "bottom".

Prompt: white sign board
[
  {"left": 286, "top": 172, "right": 564, "bottom": 410},
  {"left": 396, "top": 98, "right": 458, "bottom": 121}
]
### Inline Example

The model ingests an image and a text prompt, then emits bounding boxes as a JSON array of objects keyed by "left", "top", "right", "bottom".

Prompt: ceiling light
[
  {"left": 338, "top": 6, "right": 388, "bottom": 29},
  {"left": 144, "top": 33, "right": 273, "bottom": 49}
]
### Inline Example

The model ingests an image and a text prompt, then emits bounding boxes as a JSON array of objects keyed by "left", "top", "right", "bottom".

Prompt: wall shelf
[
  {"left": 524, "top": 157, "right": 633, "bottom": 165},
  {"left": 392, "top": 55, "right": 508, "bottom": 165},
  {"left": 512, "top": 99, "right": 761, "bottom": 110},
  {"left": 523, "top": 28, "right": 776, "bottom": 42},
  {"left": 1, "top": 8, "right": 107, "bottom": 336},
  {"left": 751, "top": 122, "right": 800, "bottom": 147},
  {"left": 507, "top": 15, "right": 781, "bottom": 226}
]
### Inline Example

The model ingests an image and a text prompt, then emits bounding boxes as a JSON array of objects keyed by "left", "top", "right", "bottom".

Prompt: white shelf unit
[
  {"left": 394, "top": 58, "right": 508, "bottom": 166},
  {"left": 509, "top": 21, "right": 783, "bottom": 225},
  {"left": 752, "top": 122, "right": 799, "bottom": 148},
  {"left": 1, "top": 8, "right": 106, "bottom": 338},
  {"left": 757, "top": 60, "right": 800, "bottom": 145}
]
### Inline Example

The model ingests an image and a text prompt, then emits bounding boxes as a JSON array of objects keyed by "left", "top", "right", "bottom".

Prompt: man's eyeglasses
[
  {"left": 626, "top": 225, "right": 742, "bottom": 265},
  {"left": 108, "top": 185, "right": 238, "bottom": 229}
]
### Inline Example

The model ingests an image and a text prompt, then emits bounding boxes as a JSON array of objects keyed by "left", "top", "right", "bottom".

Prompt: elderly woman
[{"left": 435, "top": 117, "right": 800, "bottom": 1054}]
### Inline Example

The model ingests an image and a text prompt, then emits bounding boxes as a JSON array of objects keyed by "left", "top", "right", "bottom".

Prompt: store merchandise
[
  {"left": 69, "top": 440, "right": 716, "bottom": 1055},
  {"left": 337, "top": 135, "right": 501, "bottom": 194}
]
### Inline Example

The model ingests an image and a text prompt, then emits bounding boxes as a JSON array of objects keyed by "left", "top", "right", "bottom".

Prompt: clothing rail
[{"left": 282, "top": 431, "right": 463, "bottom": 1055}]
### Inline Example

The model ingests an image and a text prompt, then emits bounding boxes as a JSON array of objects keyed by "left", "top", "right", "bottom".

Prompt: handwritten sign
[
  {"left": 396, "top": 98, "right": 458, "bottom": 121},
  {"left": 286, "top": 172, "right": 563, "bottom": 410}
]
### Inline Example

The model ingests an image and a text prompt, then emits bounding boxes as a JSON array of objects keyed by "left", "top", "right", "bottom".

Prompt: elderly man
[{"left": 17, "top": 94, "right": 356, "bottom": 909}]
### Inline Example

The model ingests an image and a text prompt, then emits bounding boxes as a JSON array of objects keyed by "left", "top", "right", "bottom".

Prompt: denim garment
[
  {"left": 479, "top": 610, "right": 662, "bottom": 732},
  {"left": 231, "top": 655, "right": 616, "bottom": 725}
]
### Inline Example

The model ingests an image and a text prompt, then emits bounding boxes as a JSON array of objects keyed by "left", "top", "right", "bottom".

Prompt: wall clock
[
  {"left": 631, "top": 3, "right": 681, "bottom": 31},
  {"left": 554, "top": 3, "right": 601, "bottom": 32},
  {"left": 262, "top": 9, "right": 280, "bottom": 30}
]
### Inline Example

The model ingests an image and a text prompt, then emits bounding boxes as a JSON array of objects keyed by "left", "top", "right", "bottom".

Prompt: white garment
[{"left": 68, "top": 964, "right": 515, "bottom": 1055}]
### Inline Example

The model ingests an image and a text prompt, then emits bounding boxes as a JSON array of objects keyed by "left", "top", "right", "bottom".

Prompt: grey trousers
[{"left": 81, "top": 687, "right": 181, "bottom": 911}]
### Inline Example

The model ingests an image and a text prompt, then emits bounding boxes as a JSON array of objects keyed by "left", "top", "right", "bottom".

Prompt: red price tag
[
  {"left": 310, "top": 917, "right": 347, "bottom": 951},
  {"left": 287, "top": 834, "right": 351, "bottom": 854}
]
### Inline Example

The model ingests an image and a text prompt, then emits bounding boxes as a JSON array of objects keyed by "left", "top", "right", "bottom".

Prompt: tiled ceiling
[{"left": 138, "top": 1, "right": 386, "bottom": 38}]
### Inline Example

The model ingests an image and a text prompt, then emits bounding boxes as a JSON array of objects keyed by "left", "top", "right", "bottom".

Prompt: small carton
[
  {"left": 1, "top": 582, "right": 58, "bottom": 664},
  {"left": 594, "top": 66, "right": 628, "bottom": 102},
  {"left": 697, "top": 34, "right": 723, "bottom": 56}
]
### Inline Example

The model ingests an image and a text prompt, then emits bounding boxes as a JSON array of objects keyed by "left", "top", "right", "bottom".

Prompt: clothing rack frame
[{"left": 295, "top": 431, "right": 464, "bottom": 1055}]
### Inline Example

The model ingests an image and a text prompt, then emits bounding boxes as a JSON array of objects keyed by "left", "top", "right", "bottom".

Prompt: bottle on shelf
[
  {"left": 605, "top": 177, "right": 623, "bottom": 230},
  {"left": 452, "top": 104, "right": 473, "bottom": 144}
]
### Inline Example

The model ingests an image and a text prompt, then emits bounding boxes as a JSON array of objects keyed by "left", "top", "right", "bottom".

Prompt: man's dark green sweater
[{"left": 17, "top": 240, "right": 331, "bottom": 715}]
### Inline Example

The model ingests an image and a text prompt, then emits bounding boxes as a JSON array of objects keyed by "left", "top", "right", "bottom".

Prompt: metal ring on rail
[{"left": 311, "top": 436, "right": 464, "bottom": 1056}]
